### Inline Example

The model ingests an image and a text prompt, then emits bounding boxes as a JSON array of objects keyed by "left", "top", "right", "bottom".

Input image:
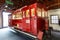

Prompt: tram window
[
  {"left": 15, "top": 12, "right": 22, "bottom": 19},
  {"left": 23, "top": 11, "right": 25, "bottom": 18},
  {"left": 31, "top": 8, "right": 35, "bottom": 17},
  {"left": 12, "top": 14, "right": 15, "bottom": 19},
  {"left": 45, "top": 11, "right": 48, "bottom": 17},
  {"left": 37, "top": 8, "right": 41, "bottom": 17},
  {"left": 26, "top": 10, "right": 29, "bottom": 17},
  {"left": 42, "top": 8, "right": 45, "bottom": 17}
]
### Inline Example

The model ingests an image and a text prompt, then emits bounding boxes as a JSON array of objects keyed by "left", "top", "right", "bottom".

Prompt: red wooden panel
[
  {"left": 30, "top": 3, "right": 38, "bottom": 35},
  {"left": 31, "top": 17, "right": 37, "bottom": 35}
]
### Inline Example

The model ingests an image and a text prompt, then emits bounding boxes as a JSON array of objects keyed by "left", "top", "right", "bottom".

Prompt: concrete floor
[
  {"left": 51, "top": 31, "right": 60, "bottom": 40},
  {"left": 0, "top": 28, "right": 34, "bottom": 40},
  {"left": 0, "top": 28, "right": 60, "bottom": 40}
]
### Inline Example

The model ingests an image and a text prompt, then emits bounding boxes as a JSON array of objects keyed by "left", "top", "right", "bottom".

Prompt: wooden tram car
[{"left": 9, "top": 3, "right": 49, "bottom": 40}]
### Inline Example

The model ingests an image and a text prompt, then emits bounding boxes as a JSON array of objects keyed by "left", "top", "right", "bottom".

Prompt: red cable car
[{"left": 9, "top": 3, "right": 49, "bottom": 40}]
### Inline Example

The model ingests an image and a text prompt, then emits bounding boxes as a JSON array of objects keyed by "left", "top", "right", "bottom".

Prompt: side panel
[
  {"left": 30, "top": 3, "right": 38, "bottom": 35},
  {"left": 31, "top": 17, "right": 37, "bottom": 35},
  {"left": 22, "top": 7, "right": 31, "bottom": 33}
]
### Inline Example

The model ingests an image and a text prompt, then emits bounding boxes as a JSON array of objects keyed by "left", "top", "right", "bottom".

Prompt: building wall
[
  {"left": 0, "top": 10, "right": 3, "bottom": 28},
  {"left": 48, "top": 9, "right": 60, "bottom": 30}
]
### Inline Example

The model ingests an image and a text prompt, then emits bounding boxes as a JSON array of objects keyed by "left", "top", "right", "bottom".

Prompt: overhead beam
[{"left": 47, "top": 3, "right": 60, "bottom": 8}]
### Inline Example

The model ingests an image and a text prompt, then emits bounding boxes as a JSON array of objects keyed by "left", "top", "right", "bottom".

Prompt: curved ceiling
[{"left": 0, "top": 0, "right": 59, "bottom": 10}]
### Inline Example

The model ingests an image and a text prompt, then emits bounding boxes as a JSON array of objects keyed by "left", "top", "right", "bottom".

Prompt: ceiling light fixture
[{"left": 5, "top": 5, "right": 8, "bottom": 8}]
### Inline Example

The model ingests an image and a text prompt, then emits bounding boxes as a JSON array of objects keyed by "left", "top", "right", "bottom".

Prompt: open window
[
  {"left": 37, "top": 8, "right": 41, "bottom": 17},
  {"left": 44, "top": 11, "right": 48, "bottom": 17},
  {"left": 12, "top": 14, "right": 15, "bottom": 19},
  {"left": 42, "top": 8, "right": 45, "bottom": 17},
  {"left": 26, "top": 10, "right": 30, "bottom": 17},
  {"left": 31, "top": 8, "right": 35, "bottom": 17},
  {"left": 12, "top": 12, "right": 22, "bottom": 19}
]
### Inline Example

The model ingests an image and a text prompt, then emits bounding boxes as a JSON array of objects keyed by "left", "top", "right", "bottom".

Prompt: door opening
[{"left": 2, "top": 12, "right": 11, "bottom": 28}]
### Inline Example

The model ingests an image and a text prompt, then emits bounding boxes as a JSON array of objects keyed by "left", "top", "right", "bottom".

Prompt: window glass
[
  {"left": 51, "top": 15, "right": 58, "bottom": 24},
  {"left": 26, "top": 10, "right": 29, "bottom": 17},
  {"left": 45, "top": 11, "right": 48, "bottom": 17},
  {"left": 37, "top": 8, "right": 41, "bottom": 17},
  {"left": 12, "top": 14, "right": 15, "bottom": 19},
  {"left": 13, "top": 12, "right": 22, "bottom": 19},
  {"left": 42, "top": 8, "right": 45, "bottom": 17},
  {"left": 31, "top": 8, "right": 35, "bottom": 17}
]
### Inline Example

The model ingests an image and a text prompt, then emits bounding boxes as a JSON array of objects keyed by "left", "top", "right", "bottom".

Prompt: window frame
[{"left": 50, "top": 15, "right": 59, "bottom": 24}]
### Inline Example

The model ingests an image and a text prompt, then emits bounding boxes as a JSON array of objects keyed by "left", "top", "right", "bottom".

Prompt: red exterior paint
[
  {"left": 29, "top": 3, "right": 37, "bottom": 36},
  {"left": 21, "top": 6, "right": 31, "bottom": 33},
  {"left": 9, "top": 3, "right": 48, "bottom": 40}
]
